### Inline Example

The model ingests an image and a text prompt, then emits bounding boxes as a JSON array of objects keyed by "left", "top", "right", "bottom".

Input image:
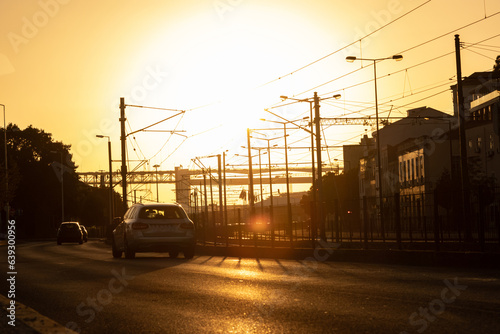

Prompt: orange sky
[{"left": 1, "top": 0, "right": 500, "bottom": 202}]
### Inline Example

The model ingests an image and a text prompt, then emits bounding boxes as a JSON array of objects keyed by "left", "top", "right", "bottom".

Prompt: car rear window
[
  {"left": 139, "top": 206, "right": 186, "bottom": 219},
  {"left": 62, "top": 224, "right": 78, "bottom": 229}
]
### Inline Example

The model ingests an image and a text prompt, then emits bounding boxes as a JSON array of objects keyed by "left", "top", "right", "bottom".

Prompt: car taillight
[
  {"left": 180, "top": 222, "right": 194, "bottom": 229},
  {"left": 132, "top": 222, "right": 149, "bottom": 230}
]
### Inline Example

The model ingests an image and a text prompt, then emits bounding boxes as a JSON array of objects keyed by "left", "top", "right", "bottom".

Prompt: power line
[
  {"left": 296, "top": 16, "right": 500, "bottom": 100},
  {"left": 179, "top": 1, "right": 434, "bottom": 114},
  {"left": 256, "top": 0, "right": 432, "bottom": 88}
]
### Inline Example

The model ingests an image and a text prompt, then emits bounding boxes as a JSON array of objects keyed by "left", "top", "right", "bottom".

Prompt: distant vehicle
[
  {"left": 112, "top": 203, "right": 196, "bottom": 259},
  {"left": 57, "top": 222, "right": 83, "bottom": 245},
  {"left": 80, "top": 225, "right": 88, "bottom": 242}
]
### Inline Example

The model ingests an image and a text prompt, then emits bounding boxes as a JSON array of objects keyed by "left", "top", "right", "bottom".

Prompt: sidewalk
[{"left": 195, "top": 242, "right": 500, "bottom": 268}]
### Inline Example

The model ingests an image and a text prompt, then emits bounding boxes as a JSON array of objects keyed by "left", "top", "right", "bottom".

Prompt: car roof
[{"left": 131, "top": 203, "right": 182, "bottom": 208}]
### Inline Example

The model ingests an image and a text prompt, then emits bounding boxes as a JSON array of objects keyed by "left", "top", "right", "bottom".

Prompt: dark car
[
  {"left": 80, "top": 225, "right": 88, "bottom": 242},
  {"left": 57, "top": 222, "right": 83, "bottom": 245},
  {"left": 112, "top": 203, "right": 196, "bottom": 259}
]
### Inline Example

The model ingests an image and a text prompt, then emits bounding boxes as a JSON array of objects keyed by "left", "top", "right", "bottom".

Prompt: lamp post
[
  {"left": 259, "top": 117, "right": 308, "bottom": 243},
  {"left": 346, "top": 54, "right": 403, "bottom": 240},
  {"left": 96, "top": 135, "right": 114, "bottom": 230},
  {"left": 1, "top": 104, "right": 8, "bottom": 227},
  {"left": 245, "top": 133, "right": 280, "bottom": 245},
  {"left": 246, "top": 129, "right": 255, "bottom": 216},
  {"left": 277, "top": 94, "right": 341, "bottom": 241},
  {"left": 153, "top": 164, "right": 160, "bottom": 202}
]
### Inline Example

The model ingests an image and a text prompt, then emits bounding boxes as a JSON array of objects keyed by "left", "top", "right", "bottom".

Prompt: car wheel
[
  {"left": 124, "top": 238, "right": 135, "bottom": 259},
  {"left": 57, "top": 240, "right": 61, "bottom": 245},
  {"left": 79, "top": 238, "right": 83, "bottom": 245},
  {"left": 112, "top": 238, "right": 123, "bottom": 258},
  {"left": 184, "top": 247, "right": 195, "bottom": 259},
  {"left": 169, "top": 250, "right": 179, "bottom": 258}
]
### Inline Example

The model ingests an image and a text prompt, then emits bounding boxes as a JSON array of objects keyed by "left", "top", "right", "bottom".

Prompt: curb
[
  {"left": 195, "top": 245, "right": 500, "bottom": 268},
  {"left": 0, "top": 294, "right": 78, "bottom": 334}
]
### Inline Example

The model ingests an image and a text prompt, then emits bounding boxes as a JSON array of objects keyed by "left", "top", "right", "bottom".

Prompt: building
[
  {"left": 356, "top": 107, "right": 455, "bottom": 225},
  {"left": 346, "top": 68, "right": 500, "bottom": 240}
]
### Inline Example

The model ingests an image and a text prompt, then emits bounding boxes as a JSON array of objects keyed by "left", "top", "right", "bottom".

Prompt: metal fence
[{"left": 190, "top": 189, "right": 500, "bottom": 252}]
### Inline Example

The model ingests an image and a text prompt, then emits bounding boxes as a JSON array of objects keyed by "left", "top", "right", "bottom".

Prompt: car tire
[
  {"left": 112, "top": 238, "right": 123, "bottom": 259},
  {"left": 124, "top": 238, "right": 135, "bottom": 259},
  {"left": 169, "top": 250, "right": 179, "bottom": 258},
  {"left": 57, "top": 240, "right": 62, "bottom": 245},
  {"left": 184, "top": 247, "right": 195, "bottom": 259},
  {"left": 79, "top": 238, "right": 83, "bottom": 245}
]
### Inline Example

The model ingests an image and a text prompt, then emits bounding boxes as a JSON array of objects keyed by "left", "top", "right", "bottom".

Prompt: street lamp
[
  {"left": 153, "top": 164, "right": 160, "bottom": 202},
  {"left": 346, "top": 54, "right": 403, "bottom": 240},
  {"left": 1, "top": 104, "right": 9, "bottom": 227},
  {"left": 260, "top": 117, "right": 307, "bottom": 243},
  {"left": 246, "top": 133, "right": 280, "bottom": 245},
  {"left": 96, "top": 135, "right": 114, "bottom": 232}
]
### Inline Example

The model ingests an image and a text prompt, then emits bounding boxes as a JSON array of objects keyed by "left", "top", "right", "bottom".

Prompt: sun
[{"left": 117, "top": 4, "right": 340, "bottom": 164}]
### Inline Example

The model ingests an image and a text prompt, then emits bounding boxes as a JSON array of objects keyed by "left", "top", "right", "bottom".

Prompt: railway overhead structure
[{"left": 77, "top": 166, "right": 315, "bottom": 208}]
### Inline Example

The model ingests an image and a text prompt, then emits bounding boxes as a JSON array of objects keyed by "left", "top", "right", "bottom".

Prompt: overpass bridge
[{"left": 77, "top": 167, "right": 315, "bottom": 207}]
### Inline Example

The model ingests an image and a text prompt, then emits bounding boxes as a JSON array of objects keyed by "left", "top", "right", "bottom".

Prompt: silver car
[{"left": 112, "top": 203, "right": 196, "bottom": 259}]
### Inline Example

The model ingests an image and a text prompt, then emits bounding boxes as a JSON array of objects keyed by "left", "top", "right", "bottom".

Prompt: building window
[
  {"left": 411, "top": 158, "right": 415, "bottom": 180},
  {"left": 420, "top": 156, "right": 424, "bottom": 178},
  {"left": 415, "top": 156, "right": 420, "bottom": 178},
  {"left": 407, "top": 160, "right": 411, "bottom": 181},
  {"left": 403, "top": 160, "right": 406, "bottom": 182},
  {"left": 400, "top": 162, "right": 404, "bottom": 182}
]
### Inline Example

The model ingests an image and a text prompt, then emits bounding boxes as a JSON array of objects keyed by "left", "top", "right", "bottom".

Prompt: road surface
[{"left": 1, "top": 240, "right": 499, "bottom": 333}]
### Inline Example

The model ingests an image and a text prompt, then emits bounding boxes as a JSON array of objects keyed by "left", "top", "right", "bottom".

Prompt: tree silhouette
[{"left": 1, "top": 124, "right": 122, "bottom": 237}]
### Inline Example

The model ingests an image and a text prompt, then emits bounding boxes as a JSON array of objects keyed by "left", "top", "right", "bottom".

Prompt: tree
[
  {"left": 1, "top": 124, "right": 122, "bottom": 237},
  {"left": 300, "top": 168, "right": 359, "bottom": 218}
]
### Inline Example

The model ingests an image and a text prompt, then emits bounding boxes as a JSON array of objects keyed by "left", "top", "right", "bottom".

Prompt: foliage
[
  {"left": 0, "top": 124, "right": 122, "bottom": 237},
  {"left": 300, "top": 168, "right": 359, "bottom": 217}
]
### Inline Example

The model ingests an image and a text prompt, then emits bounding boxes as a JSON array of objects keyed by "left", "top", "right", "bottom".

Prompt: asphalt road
[{"left": 1, "top": 240, "right": 500, "bottom": 333}]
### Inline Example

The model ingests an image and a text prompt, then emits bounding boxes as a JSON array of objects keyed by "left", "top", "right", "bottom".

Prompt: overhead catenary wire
[
  {"left": 179, "top": 1, "right": 435, "bottom": 114},
  {"left": 255, "top": 0, "right": 432, "bottom": 89},
  {"left": 124, "top": 5, "right": 500, "bottom": 185},
  {"left": 296, "top": 18, "right": 500, "bottom": 100}
]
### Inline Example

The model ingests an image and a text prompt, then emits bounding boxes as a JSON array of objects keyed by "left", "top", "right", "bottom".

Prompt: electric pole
[
  {"left": 247, "top": 128, "right": 255, "bottom": 215},
  {"left": 455, "top": 34, "right": 472, "bottom": 242},
  {"left": 120, "top": 97, "right": 128, "bottom": 213},
  {"left": 314, "top": 92, "right": 326, "bottom": 241}
]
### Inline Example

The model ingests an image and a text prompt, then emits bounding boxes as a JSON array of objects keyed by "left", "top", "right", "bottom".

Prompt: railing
[{"left": 191, "top": 188, "right": 500, "bottom": 252}]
